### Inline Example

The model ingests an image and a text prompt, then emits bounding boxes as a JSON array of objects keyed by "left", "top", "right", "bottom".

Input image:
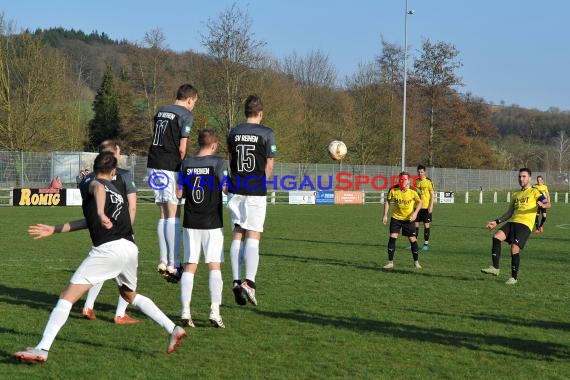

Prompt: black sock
[
  {"left": 511, "top": 254, "right": 520, "bottom": 279},
  {"left": 540, "top": 217, "right": 546, "bottom": 227},
  {"left": 492, "top": 238, "right": 501, "bottom": 269},
  {"left": 411, "top": 240, "right": 419, "bottom": 261},
  {"left": 424, "top": 228, "right": 430, "bottom": 244},
  {"left": 415, "top": 227, "right": 419, "bottom": 238},
  {"left": 387, "top": 237, "right": 396, "bottom": 261}
]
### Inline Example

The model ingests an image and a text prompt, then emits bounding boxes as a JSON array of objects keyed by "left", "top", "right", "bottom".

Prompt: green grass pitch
[{"left": 1, "top": 203, "right": 569, "bottom": 379}]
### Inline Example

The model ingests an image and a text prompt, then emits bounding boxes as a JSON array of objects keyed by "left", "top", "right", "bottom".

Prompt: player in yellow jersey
[
  {"left": 382, "top": 172, "right": 423, "bottom": 270},
  {"left": 482, "top": 168, "right": 550, "bottom": 285},
  {"left": 533, "top": 175, "right": 550, "bottom": 233},
  {"left": 414, "top": 165, "right": 435, "bottom": 251}
]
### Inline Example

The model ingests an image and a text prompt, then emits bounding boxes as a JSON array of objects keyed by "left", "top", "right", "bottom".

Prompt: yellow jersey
[
  {"left": 387, "top": 186, "right": 420, "bottom": 221},
  {"left": 533, "top": 184, "right": 549, "bottom": 200},
  {"left": 415, "top": 177, "right": 434, "bottom": 210},
  {"left": 511, "top": 186, "right": 546, "bottom": 231}
]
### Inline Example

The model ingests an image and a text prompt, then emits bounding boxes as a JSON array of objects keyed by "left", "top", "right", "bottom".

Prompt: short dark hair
[
  {"left": 417, "top": 164, "right": 426, "bottom": 171},
  {"left": 244, "top": 95, "right": 263, "bottom": 118},
  {"left": 176, "top": 84, "right": 198, "bottom": 100},
  {"left": 93, "top": 152, "right": 117, "bottom": 174},
  {"left": 519, "top": 167, "right": 532, "bottom": 176},
  {"left": 98, "top": 139, "right": 119, "bottom": 154},
  {"left": 536, "top": 175, "right": 543, "bottom": 180},
  {"left": 198, "top": 129, "right": 218, "bottom": 147}
]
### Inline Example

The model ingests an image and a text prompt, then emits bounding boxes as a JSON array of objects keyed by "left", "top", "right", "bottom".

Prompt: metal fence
[{"left": 1, "top": 150, "right": 569, "bottom": 192}]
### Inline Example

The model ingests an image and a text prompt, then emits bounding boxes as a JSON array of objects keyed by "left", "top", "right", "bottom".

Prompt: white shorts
[
  {"left": 182, "top": 228, "right": 224, "bottom": 264},
  {"left": 227, "top": 194, "right": 267, "bottom": 232},
  {"left": 70, "top": 238, "right": 138, "bottom": 291},
  {"left": 147, "top": 168, "right": 179, "bottom": 205}
]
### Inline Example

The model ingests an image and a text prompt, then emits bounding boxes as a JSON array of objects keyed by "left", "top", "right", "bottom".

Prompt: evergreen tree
[{"left": 87, "top": 65, "right": 119, "bottom": 150}]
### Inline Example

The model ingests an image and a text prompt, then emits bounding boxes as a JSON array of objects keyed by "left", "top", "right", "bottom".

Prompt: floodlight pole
[{"left": 401, "top": 0, "right": 413, "bottom": 172}]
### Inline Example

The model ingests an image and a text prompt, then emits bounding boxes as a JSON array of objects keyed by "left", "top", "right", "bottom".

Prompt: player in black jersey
[
  {"left": 176, "top": 129, "right": 228, "bottom": 328},
  {"left": 81, "top": 140, "right": 140, "bottom": 324},
  {"left": 14, "top": 152, "right": 186, "bottom": 363},
  {"left": 147, "top": 84, "right": 198, "bottom": 279},
  {"left": 227, "top": 95, "right": 277, "bottom": 306}
]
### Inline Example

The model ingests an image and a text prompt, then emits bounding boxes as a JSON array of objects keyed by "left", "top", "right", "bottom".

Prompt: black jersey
[
  {"left": 227, "top": 123, "right": 276, "bottom": 196},
  {"left": 147, "top": 104, "right": 193, "bottom": 171},
  {"left": 80, "top": 168, "right": 135, "bottom": 205},
  {"left": 116, "top": 167, "right": 138, "bottom": 195},
  {"left": 81, "top": 178, "right": 134, "bottom": 247},
  {"left": 180, "top": 155, "right": 227, "bottom": 229}
]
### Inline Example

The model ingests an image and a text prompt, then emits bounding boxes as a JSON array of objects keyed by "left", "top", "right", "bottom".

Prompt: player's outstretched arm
[
  {"left": 28, "top": 219, "right": 88, "bottom": 239},
  {"left": 487, "top": 205, "right": 514, "bottom": 230}
]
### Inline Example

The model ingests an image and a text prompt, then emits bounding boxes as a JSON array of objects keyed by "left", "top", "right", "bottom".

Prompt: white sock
[
  {"left": 132, "top": 294, "right": 175, "bottom": 333},
  {"left": 157, "top": 219, "right": 167, "bottom": 264},
  {"left": 37, "top": 299, "right": 72, "bottom": 351},
  {"left": 209, "top": 270, "right": 223, "bottom": 307},
  {"left": 115, "top": 295, "right": 129, "bottom": 318},
  {"left": 165, "top": 218, "right": 177, "bottom": 267},
  {"left": 244, "top": 238, "right": 260, "bottom": 283},
  {"left": 174, "top": 218, "right": 181, "bottom": 267},
  {"left": 229, "top": 240, "right": 243, "bottom": 281},
  {"left": 180, "top": 272, "right": 194, "bottom": 315},
  {"left": 84, "top": 282, "right": 103, "bottom": 309}
]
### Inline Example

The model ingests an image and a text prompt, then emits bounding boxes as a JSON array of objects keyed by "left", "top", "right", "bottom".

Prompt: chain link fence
[{"left": 1, "top": 150, "right": 569, "bottom": 193}]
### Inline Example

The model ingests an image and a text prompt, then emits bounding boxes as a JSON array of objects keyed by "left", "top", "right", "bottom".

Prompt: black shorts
[
  {"left": 389, "top": 218, "right": 417, "bottom": 237},
  {"left": 500, "top": 222, "right": 531, "bottom": 249},
  {"left": 415, "top": 209, "right": 432, "bottom": 223},
  {"left": 537, "top": 206, "right": 547, "bottom": 214}
]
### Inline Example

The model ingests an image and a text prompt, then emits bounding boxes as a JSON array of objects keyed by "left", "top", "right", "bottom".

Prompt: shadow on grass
[
  {"left": 0, "top": 283, "right": 119, "bottom": 317},
  {"left": 263, "top": 252, "right": 487, "bottom": 282},
  {"left": 254, "top": 309, "right": 570, "bottom": 361},
  {"left": 262, "top": 251, "right": 377, "bottom": 270},
  {"left": 404, "top": 308, "right": 570, "bottom": 332},
  {"left": 265, "top": 236, "right": 379, "bottom": 249}
]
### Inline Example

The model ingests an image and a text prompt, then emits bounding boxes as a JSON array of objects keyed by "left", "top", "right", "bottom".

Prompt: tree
[
  {"left": 88, "top": 65, "right": 119, "bottom": 150},
  {"left": 0, "top": 16, "right": 85, "bottom": 151},
  {"left": 201, "top": 3, "right": 266, "bottom": 134},
  {"left": 279, "top": 50, "right": 345, "bottom": 163},
  {"left": 116, "top": 67, "right": 151, "bottom": 155},
  {"left": 136, "top": 28, "right": 171, "bottom": 121},
  {"left": 412, "top": 39, "right": 463, "bottom": 166},
  {"left": 554, "top": 130, "right": 570, "bottom": 173}
]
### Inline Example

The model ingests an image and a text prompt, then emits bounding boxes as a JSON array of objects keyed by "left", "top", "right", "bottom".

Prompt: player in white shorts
[
  {"left": 147, "top": 84, "right": 198, "bottom": 281},
  {"left": 81, "top": 139, "right": 140, "bottom": 324},
  {"left": 227, "top": 95, "right": 276, "bottom": 306},
  {"left": 13, "top": 152, "right": 186, "bottom": 364},
  {"left": 177, "top": 129, "right": 228, "bottom": 328}
]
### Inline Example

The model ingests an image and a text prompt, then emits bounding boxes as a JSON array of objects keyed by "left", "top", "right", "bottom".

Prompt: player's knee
[{"left": 119, "top": 286, "right": 136, "bottom": 303}]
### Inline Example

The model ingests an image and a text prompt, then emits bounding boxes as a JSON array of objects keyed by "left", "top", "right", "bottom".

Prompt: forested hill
[{"left": 2, "top": 23, "right": 569, "bottom": 171}]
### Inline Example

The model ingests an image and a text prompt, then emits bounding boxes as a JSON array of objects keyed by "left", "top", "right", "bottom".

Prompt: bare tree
[
  {"left": 0, "top": 20, "right": 83, "bottom": 151},
  {"left": 554, "top": 130, "right": 570, "bottom": 173},
  {"left": 137, "top": 27, "right": 170, "bottom": 121},
  {"left": 201, "top": 3, "right": 266, "bottom": 134},
  {"left": 279, "top": 50, "right": 341, "bottom": 163},
  {"left": 413, "top": 38, "right": 463, "bottom": 166},
  {"left": 281, "top": 50, "right": 336, "bottom": 89}
]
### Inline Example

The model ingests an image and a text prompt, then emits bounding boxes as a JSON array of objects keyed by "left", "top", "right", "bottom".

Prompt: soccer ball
[{"left": 328, "top": 140, "right": 347, "bottom": 161}]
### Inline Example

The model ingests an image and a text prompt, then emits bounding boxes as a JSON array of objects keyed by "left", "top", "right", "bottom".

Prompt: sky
[{"left": 3, "top": 0, "right": 569, "bottom": 111}]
